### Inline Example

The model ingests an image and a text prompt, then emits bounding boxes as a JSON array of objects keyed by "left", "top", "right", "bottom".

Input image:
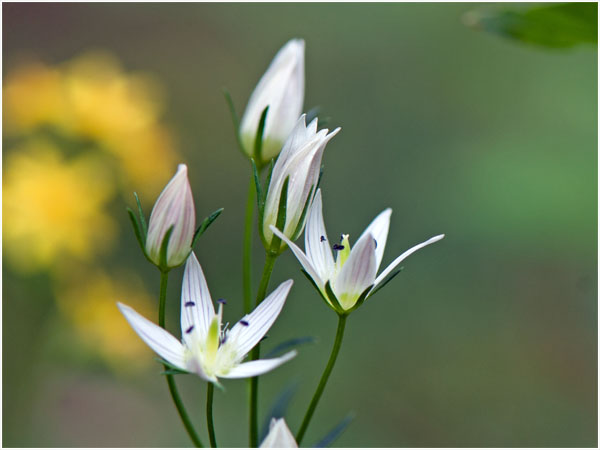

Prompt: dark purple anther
[
  {"left": 320, "top": 236, "right": 326, "bottom": 242},
  {"left": 240, "top": 320, "right": 249, "bottom": 326},
  {"left": 332, "top": 244, "right": 344, "bottom": 251},
  {"left": 186, "top": 325, "right": 194, "bottom": 334},
  {"left": 217, "top": 298, "right": 227, "bottom": 305},
  {"left": 185, "top": 301, "right": 195, "bottom": 307}
]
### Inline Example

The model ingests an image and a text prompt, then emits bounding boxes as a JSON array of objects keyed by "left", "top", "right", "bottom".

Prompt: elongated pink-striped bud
[{"left": 145, "top": 164, "right": 195, "bottom": 268}]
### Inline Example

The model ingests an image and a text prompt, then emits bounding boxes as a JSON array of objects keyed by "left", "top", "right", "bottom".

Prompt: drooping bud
[
  {"left": 240, "top": 39, "right": 305, "bottom": 164},
  {"left": 261, "top": 115, "right": 340, "bottom": 253},
  {"left": 145, "top": 164, "right": 195, "bottom": 269}
]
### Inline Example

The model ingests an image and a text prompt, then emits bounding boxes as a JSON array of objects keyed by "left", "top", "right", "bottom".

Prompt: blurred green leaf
[
  {"left": 259, "top": 381, "right": 299, "bottom": 442},
  {"left": 264, "top": 336, "right": 317, "bottom": 358},
  {"left": 464, "top": 3, "right": 597, "bottom": 48},
  {"left": 314, "top": 412, "right": 355, "bottom": 447}
]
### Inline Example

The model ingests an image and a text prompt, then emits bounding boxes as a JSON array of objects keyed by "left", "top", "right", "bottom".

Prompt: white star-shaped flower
[
  {"left": 118, "top": 252, "right": 296, "bottom": 383},
  {"left": 271, "top": 189, "right": 444, "bottom": 312}
]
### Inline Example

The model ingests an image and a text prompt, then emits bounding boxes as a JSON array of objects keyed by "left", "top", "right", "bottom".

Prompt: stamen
[
  {"left": 217, "top": 298, "right": 227, "bottom": 305},
  {"left": 185, "top": 325, "right": 194, "bottom": 334},
  {"left": 320, "top": 235, "right": 326, "bottom": 242},
  {"left": 373, "top": 239, "right": 378, "bottom": 249},
  {"left": 332, "top": 244, "right": 344, "bottom": 251},
  {"left": 220, "top": 336, "right": 227, "bottom": 345},
  {"left": 240, "top": 320, "right": 249, "bottom": 326},
  {"left": 185, "top": 301, "right": 195, "bottom": 307}
]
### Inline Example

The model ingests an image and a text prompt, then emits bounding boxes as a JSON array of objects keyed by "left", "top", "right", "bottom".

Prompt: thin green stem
[
  {"left": 255, "top": 252, "right": 277, "bottom": 307},
  {"left": 243, "top": 177, "right": 256, "bottom": 314},
  {"left": 248, "top": 252, "right": 278, "bottom": 447},
  {"left": 158, "top": 271, "right": 204, "bottom": 448},
  {"left": 206, "top": 383, "right": 217, "bottom": 448},
  {"left": 158, "top": 271, "right": 169, "bottom": 327},
  {"left": 296, "top": 314, "right": 348, "bottom": 445}
]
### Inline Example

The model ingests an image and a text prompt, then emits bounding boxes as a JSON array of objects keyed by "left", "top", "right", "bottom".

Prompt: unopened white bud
[
  {"left": 145, "top": 164, "right": 195, "bottom": 268},
  {"left": 240, "top": 39, "right": 305, "bottom": 164},
  {"left": 262, "top": 115, "right": 339, "bottom": 252}
]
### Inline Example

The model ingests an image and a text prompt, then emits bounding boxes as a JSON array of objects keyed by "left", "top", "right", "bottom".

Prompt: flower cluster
[{"left": 115, "top": 39, "right": 444, "bottom": 448}]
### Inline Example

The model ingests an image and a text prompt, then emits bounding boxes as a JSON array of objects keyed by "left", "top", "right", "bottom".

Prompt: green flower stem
[
  {"left": 249, "top": 252, "right": 278, "bottom": 447},
  {"left": 255, "top": 252, "right": 277, "bottom": 307},
  {"left": 296, "top": 313, "right": 348, "bottom": 445},
  {"left": 158, "top": 271, "right": 204, "bottom": 448},
  {"left": 243, "top": 177, "right": 256, "bottom": 314},
  {"left": 206, "top": 383, "right": 217, "bottom": 448}
]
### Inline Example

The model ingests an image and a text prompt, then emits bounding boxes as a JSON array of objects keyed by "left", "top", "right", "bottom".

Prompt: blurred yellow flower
[
  {"left": 3, "top": 141, "right": 116, "bottom": 273},
  {"left": 3, "top": 61, "right": 68, "bottom": 132},
  {"left": 61, "top": 52, "right": 162, "bottom": 141},
  {"left": 3, "top": 51, "right": 179, "bottom": 199},
  {"left": 54, "top": 269, "right": 155, "bottom": 372}
]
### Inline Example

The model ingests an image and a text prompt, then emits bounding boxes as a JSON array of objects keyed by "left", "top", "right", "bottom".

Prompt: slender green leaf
[{"left": 192, "top": 207, "right": 224, "bottom": 248}]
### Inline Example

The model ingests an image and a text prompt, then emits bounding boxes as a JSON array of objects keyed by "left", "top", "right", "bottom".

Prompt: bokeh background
[{"left": 3, "top": 3, "right": 597, "bottom": 447}]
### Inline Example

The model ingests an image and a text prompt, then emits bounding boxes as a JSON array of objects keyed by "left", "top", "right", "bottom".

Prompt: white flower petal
[
  {"left": 373, "top": 234, "right": 445, "bottom": 289},
  {"left": 357, "top": 208, "right": 391, "bottom": 273},
  {"left": 272, "top": 114, "right": 309, "bottom": 173},
  {"left": 230, "top": 280, "right": 293, "bottom": 358},
  {"left": 222, "top": 351, "right": 297, "bottom": 379},
  {"left": 181, "top": 252, "right": 215, "bottom": 341},
  {"left": 117, "top": 302, "right": 186, "bottom": 370},
  {"left": 333, "top": 233, "right": 377, "bottom": 309},
  {"left": 260, "top": 418, "right": 298, "bottom": 448},
  {"left": 270, "top": 225, "right": 323, "bottom": 288},
  {"left": 305, "top": 190, "right": 334, "bottom": 280}
]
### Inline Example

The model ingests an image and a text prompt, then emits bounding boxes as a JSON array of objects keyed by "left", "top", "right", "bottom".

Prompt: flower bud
[
  {"left": 240, "top": 39, "right": 305, "bottom": 164},
  {"left": 260, "top": 418, "right": 297, "bottom": 448},
  {"left": 262, "top": 115, "right": 339, "bottom": 252},
  {"left": 145, "top": 164, "right": 195, "bottom": 268}
]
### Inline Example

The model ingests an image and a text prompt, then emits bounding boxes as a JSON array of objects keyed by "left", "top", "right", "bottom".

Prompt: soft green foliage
[{"left": 465, "top": 3, "right": 597, "bottom": 48}]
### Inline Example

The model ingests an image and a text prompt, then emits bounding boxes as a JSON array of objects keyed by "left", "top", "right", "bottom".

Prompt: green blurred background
[{"left": 3, "top": 3, "right": 597, "bottom": 447}]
